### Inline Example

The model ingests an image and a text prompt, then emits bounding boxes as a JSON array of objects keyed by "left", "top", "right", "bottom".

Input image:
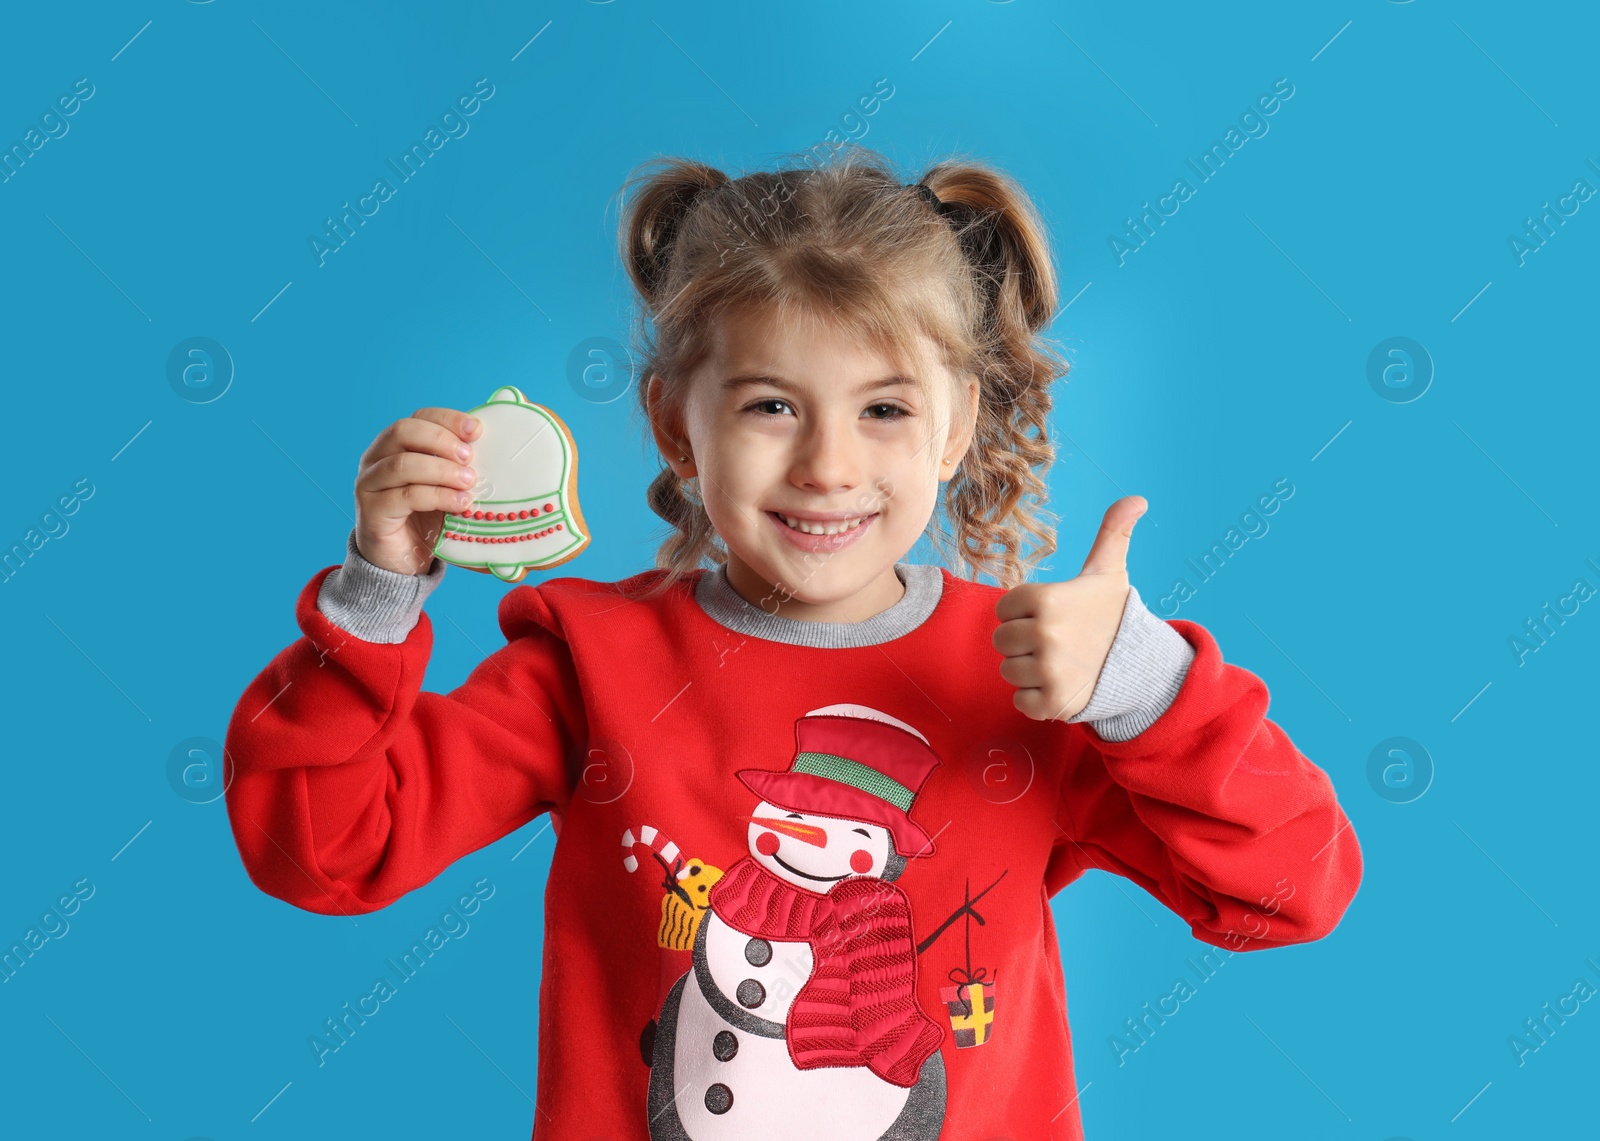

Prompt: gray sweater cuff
[
  {"left": 1065, "top": 584, "right": 1196, "bottom": 742},
  {"left": 316, "top": 531, "right": 447, "bottom": 644}
]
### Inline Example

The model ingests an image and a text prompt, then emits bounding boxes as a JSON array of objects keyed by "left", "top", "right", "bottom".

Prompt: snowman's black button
[
  {"left": 705, "top": 1083, "right": 734, "bottom": 1115},
  {"left": 712, "top": 1030, "right": 738, "bottom": 1061},
  {"left": 744, "top": 937, "right": 772, "bottom": 967},
  {"left": 736, "top": 978, "right": 765, "bottom": 1008}
]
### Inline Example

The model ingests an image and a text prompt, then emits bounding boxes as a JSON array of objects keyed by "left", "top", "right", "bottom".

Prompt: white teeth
[{"left": 778, "top": 513, "right": 866, "bottom": 536}]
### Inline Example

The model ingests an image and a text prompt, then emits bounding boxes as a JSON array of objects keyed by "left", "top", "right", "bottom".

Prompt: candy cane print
[{"left": 620, "top": 824, "right": 686, "bottom": 877}]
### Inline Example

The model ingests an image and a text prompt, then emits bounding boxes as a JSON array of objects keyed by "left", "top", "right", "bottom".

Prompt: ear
[
  {"left": 646, "top": 373, "right": 697, "bottom": 478},
  {"left": 939, "top": 375, "right": 982, "bottom": 481}
]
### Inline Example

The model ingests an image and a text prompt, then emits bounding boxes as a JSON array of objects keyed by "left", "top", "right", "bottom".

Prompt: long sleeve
[
  {"left": 223, "top": 562, "right": 585, "bottom": 916},
  {"left": 1049, "top": 617, "right": 1361, "bottom": 950}
]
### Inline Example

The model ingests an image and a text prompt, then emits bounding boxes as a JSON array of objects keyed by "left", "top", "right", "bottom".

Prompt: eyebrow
[{"left": 720, "top": 373, "right": 917, "bottom": 395}]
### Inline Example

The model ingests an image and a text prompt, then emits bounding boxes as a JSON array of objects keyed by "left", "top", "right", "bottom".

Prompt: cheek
[
  {"left": 755, "top": 831, "right": 780, "bottom": 856},
  {"left": 850, "top": 849, "right": 874, "bottom": 874}
]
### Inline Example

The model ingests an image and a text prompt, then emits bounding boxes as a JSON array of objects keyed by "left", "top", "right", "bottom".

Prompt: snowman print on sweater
[{"left": 627, "top": 704, "right": 950, "bottom": 1140}]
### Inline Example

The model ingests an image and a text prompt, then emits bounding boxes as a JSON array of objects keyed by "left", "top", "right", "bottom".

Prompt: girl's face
[{"left": 653, "top": 305, "right": 977, "bottom": 622}]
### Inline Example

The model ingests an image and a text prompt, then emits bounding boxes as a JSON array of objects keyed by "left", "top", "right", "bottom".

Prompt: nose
[
  {"left": 747, "top": 815, "right": 829, "bottom": 847},
  {"left": 788, "top": 416, "right": 861, "bottom": 495}
]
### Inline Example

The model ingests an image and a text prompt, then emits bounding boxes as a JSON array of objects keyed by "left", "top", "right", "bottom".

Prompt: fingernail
[
  {"left": 455, "top": 492, "right": 471, "bottom": 509},
  {"left": 463, "top": 417, "right": 479, "bottom": 435},
  {"left": 460, "top": 467, "right": 475, "bottom": 484},
  {"left": 456, "top": 444, "right": 472, "bottom": 461}
]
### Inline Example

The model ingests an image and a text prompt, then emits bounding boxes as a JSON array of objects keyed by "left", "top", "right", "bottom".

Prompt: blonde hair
[{"left": 616, "top": 143, "right": 1068, "bottom": 593}]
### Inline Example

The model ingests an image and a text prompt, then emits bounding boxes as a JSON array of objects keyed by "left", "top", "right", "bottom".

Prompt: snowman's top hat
[{"left": 737, "top": 704, "right": 942, "bottom": 858}]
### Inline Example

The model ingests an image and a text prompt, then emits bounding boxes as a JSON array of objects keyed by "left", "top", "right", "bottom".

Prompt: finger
[
  {"left": 1013, "top": 677, "right": 1094, "bottom": 723},
  {"left": 998, "top": 654, "right": 1045, "bottom": 689},
  {"left": 358, "top": 452, "right": 476, "bottom": 495},
  {"left": 1011, "top": 688, "right": 1054, "bottom": 722},
  {"left": 411, "top": 407, "right": 483, "bottom": 443},
  {"left": 991, "top": 617, "right": 1040, "bottom": 657},
  {"left": 386, "top": 416, "right": 476, "bottom": 463},
  {"left": 1079, "top": 495, "right": 1147, "bottom": 577},
  {"left": 994, "top": 582, "right": 1046, "bottom": 623},
  {"left": 393, "top": 412, "right": 473, "bottom": 464},
  {"left": 364, "top": 483, "right": 472, "bottom": 520}
]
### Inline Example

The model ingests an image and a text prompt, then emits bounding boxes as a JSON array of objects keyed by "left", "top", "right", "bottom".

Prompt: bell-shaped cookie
[{"left": 432, "top": 386, "right": 590, "bottom": 583}]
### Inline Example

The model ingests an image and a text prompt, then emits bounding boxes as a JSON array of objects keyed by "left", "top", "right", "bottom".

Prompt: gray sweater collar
[{"left": 694, "top": 563, "right": 944, "bottom": 648}]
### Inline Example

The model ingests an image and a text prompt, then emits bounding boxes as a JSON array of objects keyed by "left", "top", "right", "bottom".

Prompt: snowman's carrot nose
[{"left": 747, "top": 816, "right": 828, "bottom": 847}]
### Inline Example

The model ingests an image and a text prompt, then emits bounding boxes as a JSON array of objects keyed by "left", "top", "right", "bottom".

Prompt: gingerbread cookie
[{"left": 432, "top": 386, "right": 590, "bottom": 583}]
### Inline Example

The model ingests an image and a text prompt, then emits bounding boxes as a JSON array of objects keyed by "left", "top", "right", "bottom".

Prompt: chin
[
  {"left": 764, "top": 552, "right": 882, "bottom": 599},
  {"left": 751, "top": 565, "right": 845, "bottom": 606}
]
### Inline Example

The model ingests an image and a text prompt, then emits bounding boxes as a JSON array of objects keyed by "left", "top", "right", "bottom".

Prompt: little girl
[{"left": 224, "top": 146, "right": 1362, "bottom": 1140}]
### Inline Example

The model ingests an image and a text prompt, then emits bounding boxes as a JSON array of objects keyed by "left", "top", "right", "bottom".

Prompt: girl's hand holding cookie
[
  {"left": 354, "top": 408, "right": 483, "bottom": 575},
  {"left": 993, "top": 496, "right": 1148, "bottom": 722}
]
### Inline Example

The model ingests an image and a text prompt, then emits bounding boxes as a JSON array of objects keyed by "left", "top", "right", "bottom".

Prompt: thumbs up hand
[{"left": 992, "top": 496, "right": 1148, "bottom": 722}]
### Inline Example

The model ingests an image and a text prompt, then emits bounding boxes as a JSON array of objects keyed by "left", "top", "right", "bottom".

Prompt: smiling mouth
[
  {"left": 768, "top": 511, "right": 875, "bottom": 536},
  {"left": 771, "top": 853, "right": 851, "bottom": 882}
]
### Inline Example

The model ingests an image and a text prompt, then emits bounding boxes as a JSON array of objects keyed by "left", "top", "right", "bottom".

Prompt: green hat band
[{"left": 791, "top": 751, "right": 914, "bottom": 812}]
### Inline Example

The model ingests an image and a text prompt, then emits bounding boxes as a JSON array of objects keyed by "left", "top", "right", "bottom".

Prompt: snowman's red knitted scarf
[{"left": 708, "top": 856, "right": 944, "bottom": 1088}]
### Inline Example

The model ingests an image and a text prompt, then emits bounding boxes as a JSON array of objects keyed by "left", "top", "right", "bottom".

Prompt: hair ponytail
[
  {"left": 620, "top": 159, "right": 730, "bottom": 311},
  {"left": 916, "top": 162, "right": 1065, "bottom": 584}
]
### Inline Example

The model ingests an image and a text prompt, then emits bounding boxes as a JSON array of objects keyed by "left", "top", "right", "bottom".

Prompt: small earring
[
  {"left": 678, "top": 454, "right": 688, "bottom": 462},
  {"left": 942, "top": 458, "right": 952, "bottom": 465}
]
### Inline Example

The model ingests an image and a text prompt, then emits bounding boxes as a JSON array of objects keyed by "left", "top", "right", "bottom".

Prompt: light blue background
[{"left": 2, "top": 2, "right": 1595, "bottom": 1138}]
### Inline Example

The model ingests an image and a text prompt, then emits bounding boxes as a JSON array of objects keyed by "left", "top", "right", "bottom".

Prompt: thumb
[{"left": 1078, "top": 495, "right": 1147, "bottom": 576}]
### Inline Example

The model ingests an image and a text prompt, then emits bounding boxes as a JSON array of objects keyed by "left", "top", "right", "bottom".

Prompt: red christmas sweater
[{"left": 224, "top": 563, "right": 1362, "bottom": 1140}]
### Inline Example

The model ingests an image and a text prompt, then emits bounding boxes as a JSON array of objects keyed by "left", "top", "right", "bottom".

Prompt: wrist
[
  {"left": 319, "top": 530, "right": 447, "bottom": 643},
  {"left": 355, "top": 525, "right": 436, "bottom": 577},
  {"left": 1066, "top": 584, "right": 1196, "bottom": 742}
]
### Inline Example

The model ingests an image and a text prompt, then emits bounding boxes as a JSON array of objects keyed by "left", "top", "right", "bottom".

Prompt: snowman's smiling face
[{"left": 746, "top": 799, "right": 893, "bottom": 891}]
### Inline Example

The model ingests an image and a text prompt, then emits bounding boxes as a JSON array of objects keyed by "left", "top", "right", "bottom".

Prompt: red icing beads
[
  {"left": 458, "top": 508, "right": 563, "bottom": 523},
  {"left": 443, "top": 531, "right": 558, "bottom": 545},
  {"left": 442, "top": 502, "right": 574, "bottom": 547}
]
